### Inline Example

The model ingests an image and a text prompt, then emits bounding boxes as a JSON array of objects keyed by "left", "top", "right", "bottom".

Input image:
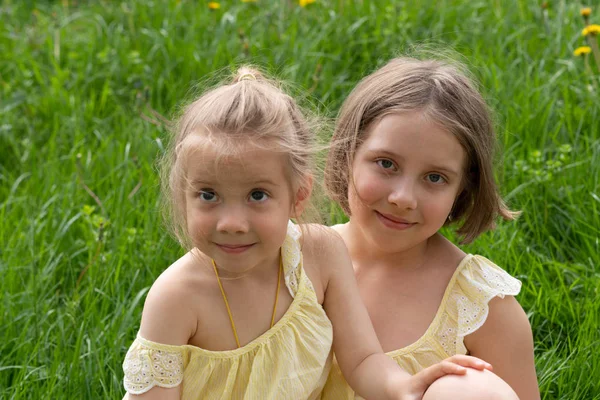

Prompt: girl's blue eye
[
  {"left": 199, "top": 190, "right": 218, "bottom": 202},
  {"left": 376, "top": 159, "right": 395, "bottom": 170},
  {"left": 426, "top": 174, "right": 446, "bottom": 184},
  {"left": 249, "top": 190, "right": 269, "bottom": 202}
]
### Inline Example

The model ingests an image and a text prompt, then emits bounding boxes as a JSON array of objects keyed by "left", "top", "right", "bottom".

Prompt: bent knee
[{"left": 423, "top": 369, "right": 519, "bottom": 400}]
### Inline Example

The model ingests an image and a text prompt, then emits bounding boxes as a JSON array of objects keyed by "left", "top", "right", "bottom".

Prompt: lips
[
  {"left": 215, "top": 243, "right": 255, "bottom": 254},
  {"left": 375, "top": 211, "right": 416, "bottom": 230}
]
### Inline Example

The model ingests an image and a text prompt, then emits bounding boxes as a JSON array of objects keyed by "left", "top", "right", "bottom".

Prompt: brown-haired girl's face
[{"left": 348, "top": 111, "right": 466, "bottom": 253}]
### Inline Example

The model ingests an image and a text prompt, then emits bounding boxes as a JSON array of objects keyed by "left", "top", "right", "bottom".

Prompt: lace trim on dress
[
  {"left": 123, "top": 338, "right": 184, "bottom": 395},
  {"left": 434, "top": 255, "right": 522, "bottom": 355},
  {"left": 282, "top": 221, "right": 304, "bottom": 298}
]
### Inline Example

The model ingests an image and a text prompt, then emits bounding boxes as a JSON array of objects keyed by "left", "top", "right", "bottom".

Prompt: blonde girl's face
[
  {"left": 348, "top": 111, "right": 467, "bottom": 254},
  {"left": 183, "top": 140, "right": 304, "bottom": 275}
]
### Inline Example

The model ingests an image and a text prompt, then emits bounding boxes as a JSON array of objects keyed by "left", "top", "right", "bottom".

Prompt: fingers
[
  {"left": 414, "top": 361, "right": 468, "bottom": 388},
  {"left": 443, "top": 355, "right": 493, "bottom": 371},
  {"left": 410, "top": 356, "right": 494, "bottom": 394}
]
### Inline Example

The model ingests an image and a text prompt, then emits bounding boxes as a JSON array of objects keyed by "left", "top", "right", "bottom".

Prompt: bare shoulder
[
  {"left": 329, "top": 222, "right": 349, "bottom": 237},
  {"left": 138, "top": 251, "right": 209, "bottom": 345},
  {"left": 432, "top": 232, "right": 465, "bottom": 256},
  {"left": 298, "top": 224, "right": 353, "bottom": 300},
  {"left": 300, "top": 224, "right": 349, "bottom": 266},
  {"left": 428, "top": 233, "right": 467, "bottom": 275},
  {"left": 468, "top": 295, "right": 532, "bottom": 344},
  {"left": 465, "top": 293, "right": 534, "bottom": 369}
]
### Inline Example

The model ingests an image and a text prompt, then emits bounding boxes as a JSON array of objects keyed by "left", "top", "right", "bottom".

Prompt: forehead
[
  {"left": 360, "top": 112, "right": 466, "bottom": 171},
  {"left": 183, "top": 137, "right": 291, "bottom": 186}
]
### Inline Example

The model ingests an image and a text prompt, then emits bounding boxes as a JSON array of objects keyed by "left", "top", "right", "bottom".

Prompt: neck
[
  {"left": 345, "top": 220, "right": 432, "bottom": 271},
  {"left": 196, "top": 248, "right": 281, "bottom": 281}
]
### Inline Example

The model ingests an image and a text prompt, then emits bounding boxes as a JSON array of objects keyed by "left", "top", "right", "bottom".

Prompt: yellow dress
[
  {"left": 123, "top": 222, "right": 333, "bottom": 399},
  {"left": 321, "top": 254, "right": 522, "bottom": 400}
]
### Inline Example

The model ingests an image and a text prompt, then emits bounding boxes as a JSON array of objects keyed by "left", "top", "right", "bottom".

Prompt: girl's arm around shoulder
[
  {"left": 125, "top": 256, "right": 199, "bottom": 400},
  {"left": 302, "top": 226, "right": 491, "bottom": 400},
  {"left": 302, "top": 225, "right": 403, "bottom": 399},
  {"left": 465, "top": 295, "right": 540, "bottom": 400}
]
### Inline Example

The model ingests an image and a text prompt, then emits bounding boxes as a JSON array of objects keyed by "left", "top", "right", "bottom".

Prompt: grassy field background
[{"left": 1, "top": 0, "right": 599, "bottom": 398}]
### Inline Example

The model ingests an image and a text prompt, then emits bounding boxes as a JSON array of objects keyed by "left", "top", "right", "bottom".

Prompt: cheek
[
  {"left": 256, "top": 217, "right": 288, "bottom": 249},
  {"left": 186, "top": 218, "right": 202, "bottom": 241},
  {"left": 420, "top": 190, "right": 457, "bottom": 222},
  {"left": 186, "top": 205, "right": 212, "bottom": 238},
  {"left": 351, "top": 168, "right": 387, "bottom": 206},
  {"left": 185, "top": 202, "right": 196, "bottom": 233},
  {"left": 253, "top": 206, "right": 288, "bottom": 232}
]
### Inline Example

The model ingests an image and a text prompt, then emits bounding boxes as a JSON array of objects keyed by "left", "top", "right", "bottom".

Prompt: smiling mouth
[
  {"left": 215, "top": 243, "right": 255, "bottom": 254},
  {"left": 375, "top": 211, "right": 416, "bottom": 230}
]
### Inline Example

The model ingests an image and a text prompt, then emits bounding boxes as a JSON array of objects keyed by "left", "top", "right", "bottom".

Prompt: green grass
[{"left": 1, "top": 0, "right": 598, "bottom": 398}]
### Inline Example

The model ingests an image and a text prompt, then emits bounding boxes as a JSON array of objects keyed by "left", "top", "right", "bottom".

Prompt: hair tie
[{"left": 238, "top": 72, "right": 257, "bottom": 81}]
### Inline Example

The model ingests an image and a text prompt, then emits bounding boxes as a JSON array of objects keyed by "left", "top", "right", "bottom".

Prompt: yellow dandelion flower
[
  {"left": 581, "top": 7, "right": 592, "bottom": 17},
  {"left": 208, "top": 2, "right": 221, "bottom": 9},
  {"left": 299, "top": 0, "right": 315, "bottom": 7},
  {"left": 582, "top": 24, "right": 600, "bottom": 36},
  {"left": 573, "top": 46, "right": 592, "bottom": 56}
]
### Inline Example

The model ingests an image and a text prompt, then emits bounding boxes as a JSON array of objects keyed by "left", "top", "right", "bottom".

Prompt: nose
[
  {"left": 216, "top": 205, "right": 250, "bottom": 234},
  {"left": 387, "top": 178, "right": 417, "bottom": 210}
]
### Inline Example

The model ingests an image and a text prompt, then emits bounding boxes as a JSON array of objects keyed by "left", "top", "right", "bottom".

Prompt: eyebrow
[
  {"left": 250, "top": 179, "right": 280, "bottom": 187},
  {"left": 427, "top": 164, "right": 461, "bottom": 177},
  {"left": 365, "top": 148, "right": 402, "bottom": 160},
  {"left": 189, "top": 178, "right": 280, "bottom": 187},
  {"left": 365, "top": 148, "right": 461, "bottom": 177}
]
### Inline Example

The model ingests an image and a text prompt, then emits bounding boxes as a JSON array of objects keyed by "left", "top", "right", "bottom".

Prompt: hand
[{"left": 389, "top": 355, "right": 493, "bottom": 400}]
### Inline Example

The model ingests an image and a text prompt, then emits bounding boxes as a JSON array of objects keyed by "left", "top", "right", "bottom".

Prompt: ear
[{"left": 291, "top": 174, "right": 313, "bottom": 218}]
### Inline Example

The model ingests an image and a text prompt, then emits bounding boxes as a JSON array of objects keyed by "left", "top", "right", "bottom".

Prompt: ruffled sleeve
[
  {"left": 435, "top": 255, "right": 522, "bottom": 355},
  {"left": 123, "top": 336, "right": 185, "bottom": 395}
]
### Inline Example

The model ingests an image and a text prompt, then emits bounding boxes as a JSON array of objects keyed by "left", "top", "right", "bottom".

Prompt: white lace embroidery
[
  {"left": 282, "top": 221, "right": 303, "bottom": 298},
  {"left": 123, "top": 339, "right": 184, "bottom": 394},
  {"left": 434, "top": 255, "right": 521, "bottom": 355}
]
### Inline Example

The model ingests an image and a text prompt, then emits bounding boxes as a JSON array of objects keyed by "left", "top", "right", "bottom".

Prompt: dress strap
[
  {"left": 212, "top": 253, "right": 283, "bottom": 349},
  {"left": 212, "top": 260, "right": 241, "bottom": 348},
  {"left": 271, "top": 257, "right": 283, "bottom": 327}
]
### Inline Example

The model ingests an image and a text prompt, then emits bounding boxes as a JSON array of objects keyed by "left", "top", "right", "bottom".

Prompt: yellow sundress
[
  {"left": 122, "top": 222, "right": 333, "bottom": 399},
  {"left": 321, "top": 254, "right": 522, "bottom": 400}
]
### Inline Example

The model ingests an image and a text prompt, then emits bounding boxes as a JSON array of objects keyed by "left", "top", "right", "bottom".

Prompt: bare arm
[
  {"left": 125, "top": 270, "right": 197, "bottom": 400},
  {"left": 316, "top": 230, "right": 406, "bottom": 399},
  {"left": 464, "top": 296, "right": 540, "bottom": 400},
  {"left": 126, "top": 386, "right": 181, "bottom": 400},
  {"left": 310, "top": 227, "right": 490, "bottom": 399}
]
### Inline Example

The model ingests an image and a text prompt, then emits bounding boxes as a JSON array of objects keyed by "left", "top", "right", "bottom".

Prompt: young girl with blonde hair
[
  {"left": 322, "top": 57, "right": 540, "bottom": 399},
  {"left": 121, "top": 66, "right": 491, "bottom": 400}
]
